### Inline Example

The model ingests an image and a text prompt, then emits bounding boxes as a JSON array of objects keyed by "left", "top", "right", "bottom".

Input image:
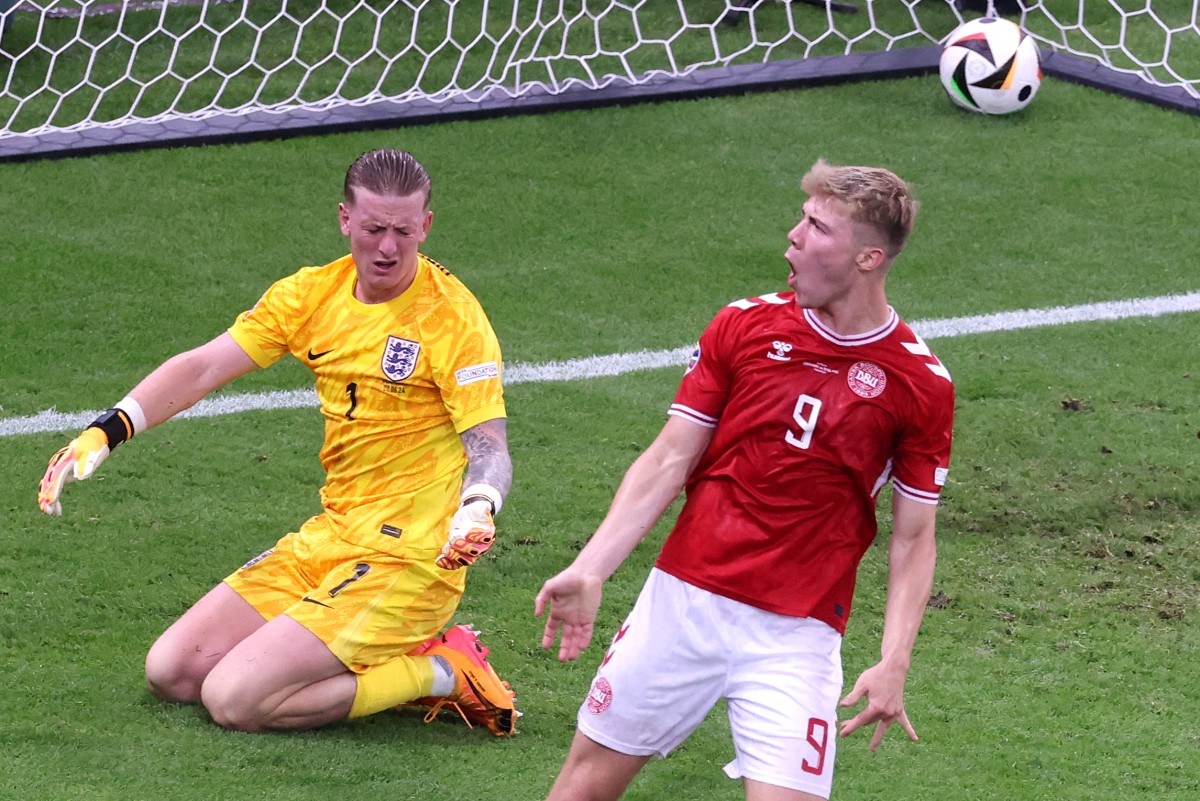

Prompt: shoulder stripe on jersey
[
  {"left": 803, "top": 307, "right": 899, "bottom": 346},
  {"left": 669, "top": 404, "right": 718, "bottom": 428},
  {"left": 900, "top": 333, "right": 953, "bottom": 381},
  {"left": 422, "top": 253, "right": 453, "bottom": 276},
  {"left": 893, "top": 478, "right": 941, "bottom": 505},
  {"left": 726, "top": 292, "right": 792, "bottom": 310}
]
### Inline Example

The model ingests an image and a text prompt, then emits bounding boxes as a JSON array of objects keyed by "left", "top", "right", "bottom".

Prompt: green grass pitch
[{"left": 1, "top": 73, "right": 1199, "bottom": 800}]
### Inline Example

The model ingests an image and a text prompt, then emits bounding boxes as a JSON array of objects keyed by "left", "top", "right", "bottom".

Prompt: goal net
[{"left": 1, "top": 0, "right": 1197, "bottom": 159}]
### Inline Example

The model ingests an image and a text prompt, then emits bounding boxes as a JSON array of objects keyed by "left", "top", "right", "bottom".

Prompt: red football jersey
[{"left": 655, "top": 292, "right": 955, "bottom": 633}]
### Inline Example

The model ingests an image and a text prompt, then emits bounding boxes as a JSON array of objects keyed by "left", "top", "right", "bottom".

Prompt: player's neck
[{"left": 805, "top": 293, "right": 892, "bottom": 337}]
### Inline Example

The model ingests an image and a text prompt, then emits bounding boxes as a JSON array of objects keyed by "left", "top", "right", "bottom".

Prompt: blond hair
[
  {"left": 343, "top": 149, "right": 432, "bottom": 208},
  {"left": 800, "top": 159, "right": 919, "bottom": 258}
]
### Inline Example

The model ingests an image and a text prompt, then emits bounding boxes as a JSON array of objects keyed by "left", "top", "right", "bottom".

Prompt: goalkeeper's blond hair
[
  {"left": 801, "top": 159, "right": 919, "bottom": 259},
  {"left": 344, "top": 148, "right": 432, "bottom": 209}
]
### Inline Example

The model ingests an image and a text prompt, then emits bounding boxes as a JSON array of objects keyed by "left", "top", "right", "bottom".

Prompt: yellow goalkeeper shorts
[{"left": 223, "top": 514, "right": 465, "bottom": 672}]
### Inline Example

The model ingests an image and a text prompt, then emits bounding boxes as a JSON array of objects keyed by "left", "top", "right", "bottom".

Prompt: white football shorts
[{"left": 577, "top": 568, "right": 843, "bottom": 798}]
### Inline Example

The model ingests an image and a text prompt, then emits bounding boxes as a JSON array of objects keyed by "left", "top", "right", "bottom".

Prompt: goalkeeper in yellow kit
[{"left": 37, "top": 149, "right": 518, "bottom": 736}]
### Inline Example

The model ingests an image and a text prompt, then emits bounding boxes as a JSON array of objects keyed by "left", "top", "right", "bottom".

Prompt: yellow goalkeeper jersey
[{"left": 228, "top": 253, "right": 506, "bottom": 559}]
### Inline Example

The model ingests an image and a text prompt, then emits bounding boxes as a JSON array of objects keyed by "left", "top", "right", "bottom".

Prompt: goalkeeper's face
[{"left": 340, "top": 188, "right": 433, "bottom": 304}]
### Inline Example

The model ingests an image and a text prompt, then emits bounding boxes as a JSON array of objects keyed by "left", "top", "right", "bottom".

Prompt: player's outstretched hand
[
  {"left": 838, "top": 661, "right": 918, "bottom": 751},
  {"left": 534, "top": 571, "right": 602, "bottom": 663},
  {"left": 436, "top": 498, "right": 496, "bottom": 570},
  {"left": 38, "top": 428, "right": 111, "bottom": 516}
]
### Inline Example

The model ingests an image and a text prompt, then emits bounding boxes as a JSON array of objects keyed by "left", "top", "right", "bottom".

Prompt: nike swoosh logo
[
  {"left": 463, "top": 673, "right": 515, "bottom": 733},
  {"left": 307, "top": 348, "right": 334, "bottom": 360},
  {"left": 301, "top": 596, "right": 333, "bottom": 608}
]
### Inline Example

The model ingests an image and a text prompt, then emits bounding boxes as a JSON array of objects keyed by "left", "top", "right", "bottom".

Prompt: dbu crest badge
[{"left": 382, "top": 336, "right": 421, "bottom": 381}]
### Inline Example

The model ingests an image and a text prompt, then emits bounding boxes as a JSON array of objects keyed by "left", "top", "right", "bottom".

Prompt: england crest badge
[{"left": 382, "top": 335, "right": 421, "bottom": 381}]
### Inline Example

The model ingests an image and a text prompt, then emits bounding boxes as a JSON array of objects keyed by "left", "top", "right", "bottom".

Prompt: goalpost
[{"left": 1, "top": 1, "right": 1197, "bottom": 160}]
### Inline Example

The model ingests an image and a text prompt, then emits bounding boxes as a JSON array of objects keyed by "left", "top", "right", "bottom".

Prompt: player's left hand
[
  {"left": 436, "top": 498, "right": 496, "bottom": 570},
  {"left": 838, "top": 661, "right": 918, "bottom": 751}
]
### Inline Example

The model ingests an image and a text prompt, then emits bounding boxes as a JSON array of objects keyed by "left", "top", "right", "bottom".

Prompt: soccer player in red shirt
[{"left": 536, "top": 159, "right": 954, "bottom": 800}]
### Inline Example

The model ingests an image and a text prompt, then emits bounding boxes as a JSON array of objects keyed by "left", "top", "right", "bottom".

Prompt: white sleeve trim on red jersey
[
  {"left": 892, "top": 478, "right": 941, "bottom": 505},
  {"left": 668, "top": 404, "right": 719, "bottom": 428}
]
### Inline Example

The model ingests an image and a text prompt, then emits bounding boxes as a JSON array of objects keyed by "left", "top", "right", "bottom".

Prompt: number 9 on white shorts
[{"left": 576, "top": 568, "right": 844, "bottom": 799}]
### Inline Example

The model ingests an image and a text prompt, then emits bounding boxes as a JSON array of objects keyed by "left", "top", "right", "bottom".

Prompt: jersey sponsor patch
[
  {"left": 847, "top": 361, "right": 887, "bottom": 398},
  {"left": 382, "top": 335, "right": 421, "bottom": 381},
  {"left": 934, "top": 467, "right": 949, "bottom": 486},
  {"left": 455, "top": 361, "right": 500, "bottom": 386},
  {"left": 685, "top": 345, "right": 701, "bottom": 374}
]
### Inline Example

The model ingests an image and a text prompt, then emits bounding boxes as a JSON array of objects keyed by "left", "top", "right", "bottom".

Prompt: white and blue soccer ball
[{"left": 939, "top": 17, "right": 1042, "bottom": 114}]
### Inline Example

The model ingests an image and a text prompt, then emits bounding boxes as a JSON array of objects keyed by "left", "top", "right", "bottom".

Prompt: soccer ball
[{"left": 939, "top": 17, "right": 1042, "bottom": 114}]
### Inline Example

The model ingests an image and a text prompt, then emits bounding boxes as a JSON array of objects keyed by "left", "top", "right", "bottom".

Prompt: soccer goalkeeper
[{"left": 38, "top": 148, "right": 518, "bottom": 736}]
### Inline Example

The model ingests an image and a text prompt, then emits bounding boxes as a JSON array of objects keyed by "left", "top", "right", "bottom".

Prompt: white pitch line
[
  {"left": 907, "top": 291, "right": 1200, "bottom": 339},
  {"left": 4, "top": 291, "right": 1199, "bottom": 439}
]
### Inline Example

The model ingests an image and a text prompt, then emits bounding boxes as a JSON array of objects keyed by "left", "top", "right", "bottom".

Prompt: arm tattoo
[{"left": 461, "top": 418, "right": 513, "bottom": 500}]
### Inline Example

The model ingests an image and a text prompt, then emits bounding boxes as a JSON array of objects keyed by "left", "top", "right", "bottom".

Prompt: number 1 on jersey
[{"left": 785, "top": 394, "right": 822, "bottom": 450}]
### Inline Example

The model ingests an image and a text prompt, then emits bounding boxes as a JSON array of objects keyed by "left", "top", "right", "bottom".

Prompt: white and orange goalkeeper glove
[
  {"left": 436, "top": 484, "right": 503, "bottom": 570},
  {"left": 38, "top": 401, "right": 144, "bottom": 516}
]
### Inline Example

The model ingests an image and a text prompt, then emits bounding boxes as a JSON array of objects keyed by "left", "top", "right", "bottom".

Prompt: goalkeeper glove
[
  {"left": 38, "top": 402, "right": 142, "bottom": 516},
  {"left": 436, "top": 484, "right": 503, "bottom": 570}
]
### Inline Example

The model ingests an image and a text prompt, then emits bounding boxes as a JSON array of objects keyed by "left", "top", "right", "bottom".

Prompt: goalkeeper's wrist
[
  {"left": 86, "top": 397, "right": 147, "bottom": 449},
  {"left": 460, "top": 483, "right": 503, "bottom": 516}
]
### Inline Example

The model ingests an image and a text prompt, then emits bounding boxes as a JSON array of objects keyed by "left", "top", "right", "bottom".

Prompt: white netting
[{"left": 1, "top": 1, "right": 1197, "bottom": 153}]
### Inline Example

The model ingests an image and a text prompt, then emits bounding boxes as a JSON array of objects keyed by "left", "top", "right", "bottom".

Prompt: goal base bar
[
  {"left": 1, "top": 46, "right": 1194, "bottom": 162},
  {"left": 1039, "top": 51, "right": 1197, "bottom": 117}
]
